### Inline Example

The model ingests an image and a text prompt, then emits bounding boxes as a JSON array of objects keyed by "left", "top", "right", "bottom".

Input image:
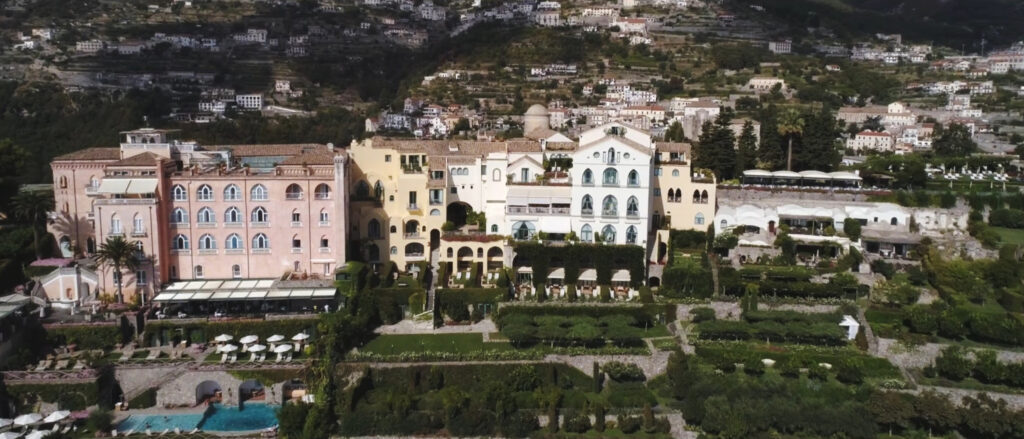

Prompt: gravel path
[
  {"left": 676, "top": 301, "right": 741, "bottom": 321},
  {"left": 904, "top": 385, "right": 1024, "bottom": 410},
  {"left": 375, "top": 318, "right": 497, "bottom": 335},
  {"left": 877, "top": 338, "right": 1024, "bottom": 370}
]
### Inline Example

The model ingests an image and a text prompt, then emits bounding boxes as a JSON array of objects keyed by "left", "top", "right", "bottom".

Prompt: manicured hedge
[
  {"left": 495, "top": 305, "right": 668, "bottom": 348},
  {"left": 127, "top": 388, "right": 157, "bottom": 409},
  {"left": 142, "top": 318, "right": 318, "bottom": 347},
  {"left": 743, "top": 310, "right": 842, "bottom": 325},
  {"left": 6, "top": 381, "right": 99, "bottom": 411},
  {"left": 438, "top": 288, "right": 507, "bottom": 305},
  {"left": 696, "top": 320, "right": 848, "bottom": 346},
  {"left": 45, "top": 323, "right": 124, "bottom": 349},
  {"left": 751, "top": 280, "right": 854, "bottom": 299},
  {"left": 512, "top": 243, "right": 645, "bottom": 288},
  {"left": 903, "top": 304, "right": 1024, "bottom": 346},
  {"left": 694, "top": 343, "right": 901, "bottom": 379},
  {"left": 738, "top": 266, "right": 815, "bottom": 282}
]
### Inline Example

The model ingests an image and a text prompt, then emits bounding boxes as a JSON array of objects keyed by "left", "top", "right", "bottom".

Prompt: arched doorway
[
  {"left": 768, "top": 220, "right": 776, "bottom": 234},
  {"left": 430, "top": 229, "right": 441, "bottom": 250},
  {"left": 239, "top": 379, "right": 265, "bottom": 406},
  {"left": 657, "top": 242, "right": 668, "bottom": 263},
  {"left": 366, "top": 244, "right": 380, "bottom": 262},
  {"left": 196, "top": 380, "right": 222, "bottom": 405},
  {"left": 648, "top": 277, "right": 661, "bottom": 288},
  {"left": 446, "top": 202, "right": 472, "bottom": 229},
  {"left": 86, "top": 237, "right": 95, "bottom": 254},
  {"left": 59, "top": 236, "right": 72, "bottom": 257}
]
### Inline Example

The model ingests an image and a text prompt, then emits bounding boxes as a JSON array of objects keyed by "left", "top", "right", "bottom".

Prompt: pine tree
[
  {"left": 664, "top": 120, "right": 685, "bottom": 142},
  {"left": 735, "top": 120, "right": 757, "bottom": 175},
  {"left": 756, "top": 105, "right": 785, "bottom": 169}
]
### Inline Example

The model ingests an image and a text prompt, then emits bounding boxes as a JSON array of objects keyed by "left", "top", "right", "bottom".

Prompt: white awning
[
  {"left": 551, "top": 197, "right": 572, "bottom": 204},
  {"left": 153, "top": 293, "right": 176, "bottom": 302},
  {"left": 97, "top": 179, "right": 130, "bottom": 194},
  {"left": 192, "top": 292, "right": 213, "bottom": 300},
  {"left": 211, "top": 292, "right": 233, "bottom": 300},
  {"left": 579, "top": 269, "right": 597, "bottom": 281},
  {"left": 612, "top": 269, "right": 630, "bottom": 282},
  {"left": 508, "top": 197, "right": 529, "bottom": 206},
  {"left": 267, "top": 289, "right": 292, "bottom": 299},
  {"left": 743, "top": 169, "right": 773, "bottom": 177},
  {"left": 549, "top": 268, "right": 565, "bottom": 279},
  {"left": 125, "top": 179, "right": 158, "bottom": 194},
  {"left": 290, "top": 289, "right": 315, "bottom": 299},
  {"left": 248, "top": 291, "right": 269, "bottom": 300},
  {"left": 312, "top": 288, "right": 337, "bottom": 298}
]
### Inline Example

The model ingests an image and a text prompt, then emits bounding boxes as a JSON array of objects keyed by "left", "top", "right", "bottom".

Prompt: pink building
[{"left": 48, "top": 129, "right": 348, "bottom": 304}]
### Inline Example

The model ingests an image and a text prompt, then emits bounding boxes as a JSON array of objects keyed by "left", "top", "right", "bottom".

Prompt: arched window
[
  {"left": 672, "top": 169, "right": 680, "bottom": 177},
  {"left": 172, "top": 234, "right": 189, "bottom": 250},
  {"left": 581, "top": 224, "right": 593, "bottom": 242},
  {"left": 232, "top": 265, "right": 241, "bottom": 279},
  {"left": 225, "top": 207, "right": 241, "bottom": 224},
  {"left": 319, "top": 209, "right": 329, "bottom": 223},
  {"left": 695, "top": 213, "right": 705, "bottom": 225},
  {"left": 447, "top": 248, "right": 454, "bottom": 258},
  {"left": 626, "top": 226, "right": 638, "bottom": 244},
  {"left": 198, "top": 234, "right": 216, "bottom": 250},
  {"left": 314, "top": 184, "right": 332, "bottom": 200},
  {"left": 602, "top": 195, "right": 618, "bottom": 217},
  {"left": 226, "top": 234, "right": 243, "bottom": 250},
  {"left": 720, "top": 219, "right": 728, "bottom": 229},
  {"left": 285, "top": 184, "right": 304, "bottom": 200},
  {"left": 390, "top": 246, "right": 398, "bottom": 255},
  {"left": 194, "top": 265, "right": 204, "bottom": 279},
  {"left": 512, "top": 222, "right": 536, "bottom": 240},
  {"left": 628, "top": 170, "right": 639, "bottom": 186},
  {"left": 251, "top": 206, "right": 268, "bottom": 223},
  {"left": 197, "top": 207, "right": 215, "bottom": 224},
  {"left": 626, "top": 196, "right": 639, "bottom": 216},
  {"left": 368, "top": 219, "right": 381, "bottom": 239},
  {"left": 172, "top": 185, "right": 187, "bottom": 201},
  {"left": 492, "top": 169, "right": 501, "bottom": 181},
  {"left": 606, "top": 147, "right": 616, "bottom": 164},
  {"left": 667, "top": 188, "right": 676, "bottom": 202},
  {"left": 701, "top": 190, "right": 709, "bottom": 204},
  {"left": 373, "top": 181, "right": 384, "bottom": 200},
  {"left": 196, "top": 184, "right": 214, "bottom": 201},
  {"left": 110, "top": 215, "right": 123, "bottom": 235},
  {"left": 601, "top": 225, "right": 616, "bottom": 243},
  {"left": 223, "top": 184, "right": 241, "bottom": 201},
  {"left": 171, "top": 208, "right": 188, "bottom": 224},
  {"left": 890, "top": 217, "right": 898, "bottom": 225},
  {"left": 430, "top": 209, "right": 441, "bottom": 216},
  {"left": 582, "top": 169, "right": 594, "bottom": 185},
  {"left": 59, "top": 175, "right": 68, "bottom": 188},
  {"left": 252, "top": 233, "right": 269, "bottom": 249},
  {"left": 390, "top": 225, "right": 397, "bottom": 233},
  {"left": 603, "top": 168, "right": 618, "bottom": 185},
  {"left": 250, "top": 184, "right": 268, "bottom": 201},
  {"left": 581, "top": 195, "right": 594, "bottom": 214},
  {"left": 132, "top": 214, "right": 144, "bottom": 235},
  {"left": 291, "top": 234, "right": 302, "bottom": 249},
  {"left": 355, "top": 181, "right": 370, "bottom": 198},
  {"left": 692, "top": 190, "right": 701, "bottom": 203},
  {"left": 490, "top": 224, "right": 498, "bottom": 233},
  {"left": 674, "top": 189, "right": 682, "bottom": 202}
]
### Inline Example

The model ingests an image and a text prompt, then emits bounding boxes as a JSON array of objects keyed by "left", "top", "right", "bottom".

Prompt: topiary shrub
[
  {"left": 690, "top": 307, "right": 716, "bottom": 323},
  {"left": 638, "top": 286, "right": 653, "bottom": 303},
  {"left": 617, "top": 415, "right": 642, "bottom": 434},
  {"left": 599, "top": 286, "right": 611, "bottom": 303},
  {"left": 562, "top": 412, "right": 591, "bottom": 433},
  {"left": 501, "top": 411, "right": 538, "bottom": 438},
  {"left": 602, "top": 361, "right": 646, "bottom": 382}
]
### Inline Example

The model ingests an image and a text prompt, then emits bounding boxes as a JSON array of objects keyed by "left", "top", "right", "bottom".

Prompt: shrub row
[
  {"left": 930, "top": 346, "right": 1024, "bottom": 388},
  {"left": 903, "top": 304, "right": 1024, "bottom": 346},
  {"left": 738, "top": 266, "right": 815, "bottom": 282},
  {"left": 6, "top": 381, "right": 99, "bottom": 411},
  {"left": 694, "top": 343, "right": 902, "bottom": 380},
  {"left": 45, "top": 323, "right": 124, "bottom": 350},
  {"left": 696, "top": 320, "right": 848, "bottom": 346},
  {"left": 743, "top": 310, "right": 842, "bottom": 325}
]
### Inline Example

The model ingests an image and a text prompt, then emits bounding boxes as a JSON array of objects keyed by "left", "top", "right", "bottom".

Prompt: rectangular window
[
  {"left": 385, "top": 155, "right": 392, "bottom": 162},
  {"left": 136, "top": 270, "right": 147, "bottom": 286},
  {"left": 481, "top": 165, "right": 487, "bottom": 176},
  {"left": 654, "top": 168, "right": 662, "bottom": 176},
  {"left": 653, "top": 188, "right": 661, "bottom": 196},
  {"left": 292, "top": 239, "right": 302, "bottom": 249},
  {"left": 320, "top": 238, "right": 329, "bottom": 248},
  {"left": 292, "top": 212, "right": 301, "bottom": 222},
  {"left": 520, "top": 168, "right": 529, "bottom": 182},
  {"left": 320, "top": 211, "right": 329, "bottom": 222},
  {"left": 408, "top": 191, "right": 417, "bottom": 208},
  {"left": 450, "top": 187, "right": 458, "bottom": 194}
]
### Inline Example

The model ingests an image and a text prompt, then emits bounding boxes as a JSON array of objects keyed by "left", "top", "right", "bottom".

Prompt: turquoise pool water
[{"left": 118, "top": 404, "right": 279, "bottom": 432}]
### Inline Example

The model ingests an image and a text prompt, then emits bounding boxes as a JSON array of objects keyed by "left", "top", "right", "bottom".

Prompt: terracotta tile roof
[
  {"left": 524, "top": 127, "right": 557, "bottom": 140},
  {"left": 657, "top": 142, "right": 691, "bottom": 153},
  {"left": 370, "top": 137, "right": 507, "bottom": 156},
  {"left": 109, "top": 152, "right": 163, "bottom": 167},
  {"left": 507, "top": 140, "right": 541, "bottom": 153},
  {"left": 546, "top": 141, "right": 578, "bottom": 151},
  {"left": 53, "top": 147, "right": 120, "bottom": 161},
  {"left": 216, "top": 144, "right": 327, "bottom": 157},
  {"left": 278, "top": 151, "right": 336, "bottom": 166}
]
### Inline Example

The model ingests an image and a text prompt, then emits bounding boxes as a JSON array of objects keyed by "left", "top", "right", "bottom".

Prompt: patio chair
[
  {"left": 35, "top": 360, "right": 52, "bottom": 371},
  {"left": 119, "top": 350, "right": 134, "bottom": 362},
  {"left": 111, "top": 429, "right": 119, "bottom": 437},
  {"left": 159, "top": 429, "right": 169, "bottom": 436},
  {"left": 73, "top": 360, "right": 86, "bottom": 370},
  {"left": 229, "top": 354, "right": 237, "bottom": 364},
  {"left": 248, "top": 353, "right": 258, "bottom": 363}
]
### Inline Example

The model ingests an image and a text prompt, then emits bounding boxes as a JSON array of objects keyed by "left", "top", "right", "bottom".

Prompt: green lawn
[
  {"left": 991, "top": 227, "right": 1024, "bottom": 245},
  {"left": 361, "top": 333, "right": 512, "bottom": 355}
]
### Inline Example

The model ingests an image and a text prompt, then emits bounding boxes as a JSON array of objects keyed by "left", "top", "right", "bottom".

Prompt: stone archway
[
  {"left": 648, "top": 277, "right": 661, "bottom": 288},
  {"left": 196, "top": 380, "right": 222, "bottom": 405},
  {"left": 446, "top": 202, "right": 472, "bottom": 229},
  {"left": 239, "top": 379, "right": 265, "bottom": 406}
]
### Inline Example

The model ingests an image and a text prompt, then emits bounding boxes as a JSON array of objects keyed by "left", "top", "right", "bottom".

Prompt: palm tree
[
  {"left": 95, "top": 235, "right": 140, "bottom": 304},
  {"left": 777, "top": 109, "right": 805, "bottom": 171},
  {"left": 12, "top": 191, "right": 55, "bottom": 261}
]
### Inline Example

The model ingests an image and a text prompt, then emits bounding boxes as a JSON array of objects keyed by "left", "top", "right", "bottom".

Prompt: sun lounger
[
  {"left": 61, "top": 425, "right": 71, "bottom": 434},
  {"left": 54, "top": 359, "right": 69, "bottom": 370},
  {"left": 189, "top": 428, "right": 199, "bottom": 434},
  {"left": 275, "top": 354, "right": 283, "bottom": 363},
  {"left": 35, "top": 360, "right": 52, "bottom": 371},
  {"left": 73, "top": 360, "right": 86, "bottom": 370},
  {"left": 258, "top": 353, "right": 266, "bottom": 362},
  {"left": 146, "top": 428, "right": 152, "bottom": 436},
  {"left": 229, "top": 354, "right": 237, "bottom": 364},
  {"left": 159, "top": 429, "right": 169, "bottom": 436},
  {"left": 51, "top": 424, "right": 60, "bottom": 432},
  {"left": 173, "top": 428, "right": 180, "bottom": 435},
  {"left": 119, "top": 350, "right": 134, "bottom": 362},
  {"left": 146, "top": 350, "right": 160, "bottom": 361}
]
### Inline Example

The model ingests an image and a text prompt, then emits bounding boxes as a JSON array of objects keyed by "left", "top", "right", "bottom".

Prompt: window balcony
[
  {"left": 252, "top": 248, "right": 271, "bottom": 254},
  {"left": 602, "top": 211, "right": 618, "bottom": 218},
  {"left": 286, "top": 193, "right": 304, "bottom": 201},
  {"left": 429, "top": 199, "right": 443, "bottom": 206},
  {"left": 404, "top": 232, "right": 421, "bottom": 239},
  {"left": 225, "top": 249, "right": 245, "bottom": 255},
  {"left": 84, "top": 185, "right": 99, "bottom": 195},
  {"left": 171, "top": 249, "right": 191, "bottom": 255},
  {"left": 197, "top": 197, "right": 214, "bottom": 202},
  {"left": 224, "top": 222, "right": 243, "bottom": 228},
  {"left": 602, "top": 182, "right": 619, "bottom": 187},
  {"left": 131, "top": 229, "right": 147, "bottom": 237},
  {"left": 319, "top": 221, "right": 330, "bottom": 227},
  {"left": 314, "top": 193, "right": 331, "bottom": 200},
  {"left": 109, "top": 230, "right": 124, "bottom": 237},
  {"left": 291, "top": 248, "right": 303, "bottom": 254},
  {"left": 197, "top": 222, "right": 217, "bottom": 228},
  {"left": 319, "top": 247, "right": 332, "bottom": 254},
  {"left": 198, "top": 249, "right": 218, "bottom": 255},
  {"left": 407, "top": 203, "right": 419, "bottom": 211},
  {"left": 581, "top": 209, "right": 594, "bottom": 216},
  {"left": 251, "top": 221, "right": 270, "bottom": 228},
  {"left": 291, "top": 221, "right": 303, "bottom": 227}
]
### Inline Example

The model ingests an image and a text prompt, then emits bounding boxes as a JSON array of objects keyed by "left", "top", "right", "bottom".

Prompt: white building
[
  {"left": 747, "top": 77, "right": 785, "bottom": 92},
  {"left": 847, "top": 131, "right": 894, "bottom": 152},
  {"left": 768, "top": 40, "right": 792, "bottom": 54},
  {"left": 235, "top": 94, "right": 264, "bottom": 110},
  {"left": 76, "top": 40, "right": 105, "bottom": 53}
]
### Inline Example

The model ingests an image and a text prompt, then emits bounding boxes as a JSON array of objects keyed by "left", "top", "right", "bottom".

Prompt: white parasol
[
  {"left": 239, "top": 335, "right": 259, "bottom": 345},
  {"left": 266, "top": 335, "right": 285, "bottom": 343},
  {"left": 42, "top": 411, "right": 70, "bottom": 424},
  {"left": 273, "top": 344, "right": 292, "bottom": 353},
  {"left": 213, "top": 334, "right": 233, "bottom": 343},
  {"left": 24, "top": 431, "right": 45, "bottom": 439},
  {"left": 291, "top": 333, "right": 310, "bottom": 341},
  {"left": 0, "top": 419, "right": 13, "bottom": 429},
  {"left": 217, "top": 344, "right": 238, "bottom": 353},
  {"left": 248, "top": 344, "right": 267, "bottom": 353},
  {"left": 13, "top": 415, "right": 41, "bottom": 427}
]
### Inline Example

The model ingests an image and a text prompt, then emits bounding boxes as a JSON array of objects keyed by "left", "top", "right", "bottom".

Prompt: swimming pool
[{"left": 118, "top": 404, "right": 279, "bottom": 433}]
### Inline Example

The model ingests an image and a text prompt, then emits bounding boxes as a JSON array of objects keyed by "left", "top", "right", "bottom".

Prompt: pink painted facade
[{"left": 48, "top": 130, "right": 348, "bottom": 304}]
